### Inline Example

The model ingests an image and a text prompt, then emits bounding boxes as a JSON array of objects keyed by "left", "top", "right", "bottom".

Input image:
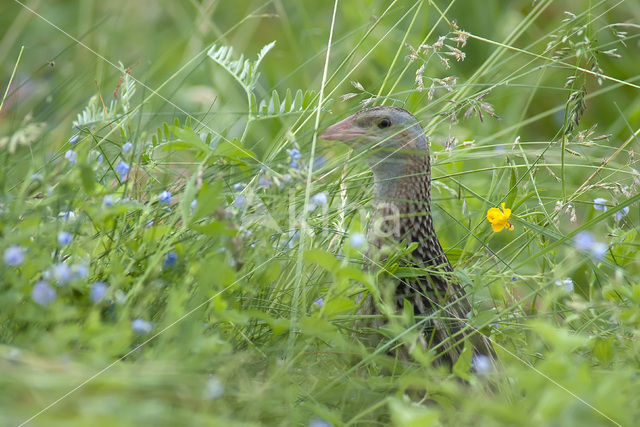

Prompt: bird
[{"left": 320, "top": 106, "right": 495, "bottom": 366}]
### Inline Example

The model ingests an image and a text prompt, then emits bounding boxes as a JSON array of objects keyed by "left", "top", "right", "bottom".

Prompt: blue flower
[
  {"left": 122, "top": 141, "right": 133, "bottom": 154},
  {"left": 313, "top": 297, "right": 324, "bottom": 307},
  {"left": 90, "top": 281, "right": 108, "bottom": 303},
  {"left": 4, "top": 245, "right": 25, "bottom": 266},
  {"left": 159, "top": 190, "right": 172, "bottom": 204},
  {"left": 233, "top": 183, "right": 245, "bottom": 192},
  {"left": 313, "top": 155, "right": 327, "bottom": 169},
  {"left": 349, "top": 232, "right": 365, "bottom": 249},
  {"left": 57, "top": 231, "right": 73, "bottom": 246},
  {"left": 71, "top": 264, "right": 88, "bottom": 280},
  {"left": 593, "top": 198, "right": 607, "bottom": 211},
  {"left": 289, "top": 160, "right": 299, "bottom": 169},
  {"left": 574, "top": 231, "right": 595, "bottom": 251},
  {"left": 308, "top": 419, "right": 332, "bottom": 427},
  {"left": 573, "top": 231, "right": 608, "bottom": 260},
  {"left": 32, "top": 281, "right": 56, "bottom": 306},
  {"left": 131, "top": 318, "right": 153, "bottom": 334},
  {"left": 615, "top": 206, "right": 630, "bottom": 222},
  {"left": 65, "top": 149, "right": 77, "bottom": 165},
  {"left": 69, "top": 135, "right": 80, "bottom": 144},
  {"left": 51, "top": 263, "right": 72, "bottom": 285},
  {"left": 104, "top": 195, "right": 115, "bottom": 207},
  {"left": 311, "top": 192, "right": 328, "bottom": 206},
  {"left": 89, "top": 150, "right": 103, "bottom": 164},
  {"left": 233, "top": 195, "right": 246, "bottom": 209},
  {"left": 58, "top": 211, "right": 76, "bottom": 221},
  {"left": 287, "top": 148, "right": 302, "bottom": 160},
  {"left": 203, "top": 375, "right": 225, "bottom": 400},
  {"left": 472, "top": 354, "right": 492, "bottom": 374},
  {"left": 259, "top": 176, "right": 271, "bottom": 188},
  {"left": 164, "top": 251, "right": 178, "bottom": 268},
  {"left": 190, "top": 199, "right": 197, "bottom": 212},
  {"left": 590, "top": 242, "right": 608, "bottom": 260},
  {"left": 146, "top": 220, "right": 154, "bottom": 227},
  {"left": 115, "top": 161, "right": 130, "bottom": 180},
  {"left": 555, "top": 278, "right": 574, "bottom": 292}
]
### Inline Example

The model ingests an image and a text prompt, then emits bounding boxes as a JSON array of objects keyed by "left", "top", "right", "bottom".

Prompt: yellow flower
[{"left": 486, "top": 203, "right": 514, "bottom": 232}]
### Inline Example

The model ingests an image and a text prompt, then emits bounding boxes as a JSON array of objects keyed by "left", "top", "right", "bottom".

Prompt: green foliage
[{"left": 1, "top": 1, "right": 640, "bottom": 426}]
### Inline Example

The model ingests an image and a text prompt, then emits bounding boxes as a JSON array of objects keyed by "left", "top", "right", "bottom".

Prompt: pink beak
[{"left": 319, "top": 115, "right": 365, "bottom": 142}]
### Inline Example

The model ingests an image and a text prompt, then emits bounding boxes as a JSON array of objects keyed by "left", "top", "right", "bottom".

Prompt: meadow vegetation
[{"left": 1, "top": 1, "right": 639, "bottom": 425}]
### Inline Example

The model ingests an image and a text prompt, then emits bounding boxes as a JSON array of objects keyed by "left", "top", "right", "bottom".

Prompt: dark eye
[{"left": 377, "top": 118, "right": 392, "bottom": 129}]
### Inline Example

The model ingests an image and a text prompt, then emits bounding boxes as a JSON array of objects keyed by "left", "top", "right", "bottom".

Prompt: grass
[{"left": 1, "top": 0, "right": 639, "bottom": 425}]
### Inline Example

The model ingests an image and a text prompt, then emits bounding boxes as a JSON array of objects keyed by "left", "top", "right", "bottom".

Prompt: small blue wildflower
[
  {"left": 349, "top": 232, "right": 366, "bottom": 249},
  {"left": 591, "top": 242, "right": 608, "bottom": 260},
  {"left": 191, "top": 199, "right": 198, "bottom": 212},
  {"left": 287, "top": 230, "right": 300, "bottom": 249},
  {"left": 289, "top": 160, "right": 299, "bottom": 169},
  {"left": 115, "top": 161, "right": 130, "bottom": 180},
  {"left": 313, "top": 298, "right": 324, "bottom": 307},
  {"left": 164, "top": 251, "right": 178, "bottom": 268},
  {"left": 203, "top": 375, "right": 225, "bottom": 400},
  {"left": 511, "top": 275, "right": 518, "bottom": 281},
  {"left": 313, "top": 155, "right": 327, "bottom": 169},
  {"left": 159, "top": 190, "right": 172, "bottom": 204},
  {"left": 146, "top": 220, "right": 154, "bottom": 227},
  {"left": 233, "top": 195, "right": 246, "bottom": 209},
  {"left": 259, "top": 176, "right": 271, "bottom": 188},
  {"left": 65, "top": 149, "right": 77, "bottom": 165},
  {"left": 555, "top": 278, "right": 574, "bottom": 292},
  {"left": 51, "top": 263, "right": 72, "bottom": 285},
  {"left": 4, "top": 245, "right": 25, "bottom": 266},
  {"left": 131, "top": 318, "right": 153, "bottom": 334},
  {"left": 90, "top": 281, "right": 108, "bottom": 303},
  {"left": 309, "top": 419, "right": 333, "bottom": 427},
  {"left": 58, "top": 211, "right": 76, "bottom": 221},
  {"left": 574, "top": 231, "right": 595, "bottom": 251},
  {"left": 311, "top": 192, "right": 328, "bottom": 206},
  {"left": 287, "top": 148, "right": 302, "bottom": 160},
  {"left": 71, "top": 264, "right": 88, "bottom": 280},
  {"left": 104, "top": 195, "right": 115, "bottom": 207},
  {"left": 122, "top": 141, "right": 133, "bottom": 154},
  {"left": 233, "top": 183, "right": 245, "bottom": 192},
  {"left": 32, "top": 281, "right": 56, "bottom": 306},
  {"left": 472, "top": 354, "right": 493, "bottom": 374},
  {"left": 69, "top": 135, "right": 80, "bottom": 144},
  {"left": 89, "top": 150, "right": 103, "bottom": 164},
  {"left": 615, "top": 206, "right": 630, "bottom": 222},
  {"left": 493, "top": 145, "right": 506, "bottom": 153},
  {"left": 593, "top": 198, "right": 607, "bottom": 212},
  {"left": 57, "top": 231, "right": 73, "bottom": 246}
]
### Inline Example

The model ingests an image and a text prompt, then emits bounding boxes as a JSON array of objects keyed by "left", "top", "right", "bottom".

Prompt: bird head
[{"left": 319, "top": 106, "right": 428, "bottom": 166}]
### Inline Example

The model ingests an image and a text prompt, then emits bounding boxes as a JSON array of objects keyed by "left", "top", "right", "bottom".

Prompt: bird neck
[
  {"left": 370, "top": 153, "right": 452, "bottom": 271},
  {"left": 371, "top": 154, "right": 431, "bottom": 214}
]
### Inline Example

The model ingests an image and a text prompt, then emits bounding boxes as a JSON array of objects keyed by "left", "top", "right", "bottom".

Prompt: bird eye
[{"left": 377, "top": 118, "right": 391, "bottom": 129}]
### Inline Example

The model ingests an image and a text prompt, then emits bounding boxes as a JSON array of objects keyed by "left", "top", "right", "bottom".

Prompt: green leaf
[
  {"left": 163, "top": 126, "right": 210, "bottom": 155},
  {"left": 304, "top": 249, "right": 339, "bottom": 272},
  {"left": 191, "top": 180, "right": 224, "bottom": 223},
  {"left": 79, "top": 163, "right": 95, "bottom": 193},
  {"left": 211, "top": 138, "right": 255, "bottom": 160}
]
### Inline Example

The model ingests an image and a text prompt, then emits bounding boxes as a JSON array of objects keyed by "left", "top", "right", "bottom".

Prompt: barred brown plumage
[{"left": 320, "top": 106, "right": 495, "bottom": 366}]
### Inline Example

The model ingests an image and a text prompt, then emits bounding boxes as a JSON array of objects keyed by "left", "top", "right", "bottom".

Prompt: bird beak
[{"left": 319, "top": 115, "right": 364, "bottom": 142}]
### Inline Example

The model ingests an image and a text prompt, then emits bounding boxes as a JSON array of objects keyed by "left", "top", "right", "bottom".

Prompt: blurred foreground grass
[{"left": 1, "top": 1, "right": 640, "bottom": 425}]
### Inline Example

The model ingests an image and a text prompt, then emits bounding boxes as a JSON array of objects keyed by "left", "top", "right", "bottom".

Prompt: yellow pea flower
[{"left": 486, "top": 202, "right": 514, "bottom": 232}]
